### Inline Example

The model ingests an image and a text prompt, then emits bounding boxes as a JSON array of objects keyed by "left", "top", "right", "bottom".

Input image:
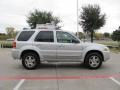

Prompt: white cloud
[{"left": 0, "top": 0, "right": 120, "bottom": 33}]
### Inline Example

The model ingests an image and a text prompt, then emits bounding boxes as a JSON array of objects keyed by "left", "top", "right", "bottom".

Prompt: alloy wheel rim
[
  {"left": 89, "top": 55, "right": 100, "bottom": 68},
  {"left": 25, "top": 55, "right": 36, "bottom": 68}
]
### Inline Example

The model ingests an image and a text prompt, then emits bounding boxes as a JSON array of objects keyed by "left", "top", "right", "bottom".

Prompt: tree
[
  {"left": 6, "top": 27, "right": 15, "bottom": 38},
  {"left": 13, "top": 31, "right": 19, "bottom": 38},
  {"left": 76, "top": 32, "right": 85, "bottom": 39},
  {"left": 94, "top": 33, "right": 104, "bottom": 40},
  {"left": 80, "top": 4, "right": 106, "bottom": 42},
  {"left": 27, "top": 9, "right": 61, "bottom": 29},
  {"left": 104, "top": 32, "right": 110, "bottom": 38},
  {"left": 112, "top": 27, "right": 120, "bottom": 47}
]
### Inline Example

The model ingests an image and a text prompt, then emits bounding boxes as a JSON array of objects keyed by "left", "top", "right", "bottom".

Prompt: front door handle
[{"left": 59, "top": 45, "right": 64, "bottom": 47}]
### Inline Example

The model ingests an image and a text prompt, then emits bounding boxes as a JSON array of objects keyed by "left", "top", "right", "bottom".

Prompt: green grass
[
  {"left": 96, "top": 40, "right": 120, "bottom": 52},
  {"left": 97, "top": 41, "right": 118, "bottom": 46},
  {"left": 0, "top": 41, "right": 13, "bottom": 48},
  {"left": 109, "top": 48, "right": 120, "bottom": 53}
]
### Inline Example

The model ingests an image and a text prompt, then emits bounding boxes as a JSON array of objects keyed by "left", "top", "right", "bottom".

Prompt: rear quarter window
[{"left": 17, "top": 31, "right": 35, "bottom": 41}]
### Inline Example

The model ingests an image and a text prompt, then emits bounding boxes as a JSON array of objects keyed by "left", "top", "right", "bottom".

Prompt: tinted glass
[
  {"left": 56, "top": 31, "right": 79, "bottom": 43},
  {"left": 35, "top": 31, "right": 54, "bottom": 42},
  {"left": 17, "top": 31, "right": 35, "bottom": 41}
]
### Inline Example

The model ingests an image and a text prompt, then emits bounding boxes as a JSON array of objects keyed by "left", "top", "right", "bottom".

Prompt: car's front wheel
[
  {"left": 22, "top": 52, "right": 40, "bottom": 70},
  {"left": 84, "top": 52, "right": 102, "bottom": 69}
]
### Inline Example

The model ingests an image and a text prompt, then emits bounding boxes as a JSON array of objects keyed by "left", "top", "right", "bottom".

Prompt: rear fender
[{"left": 20, "top": 45, "right": 44, "bottom": 61}]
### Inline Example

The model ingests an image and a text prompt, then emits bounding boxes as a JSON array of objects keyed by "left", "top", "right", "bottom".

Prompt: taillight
[{"left": 13, "top": 41, "right": 16, "bottom": 48}]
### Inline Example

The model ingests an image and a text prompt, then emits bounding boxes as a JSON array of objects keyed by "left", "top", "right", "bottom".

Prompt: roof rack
[{"left": 36, "top": 23, "right": 56, "bottom": 30}]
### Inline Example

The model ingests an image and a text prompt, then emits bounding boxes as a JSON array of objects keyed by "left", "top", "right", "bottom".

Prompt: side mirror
[{"left": 72, "top": 39, "right": 80, "bottom": 43}]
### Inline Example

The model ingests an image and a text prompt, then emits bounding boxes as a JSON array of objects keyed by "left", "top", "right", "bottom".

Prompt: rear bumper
[
  {"left": 103, "top": 51, "right": 110, "bottom": 61},
  {"left": 12, "top": 49, "right": 20, "bottom": 59}
]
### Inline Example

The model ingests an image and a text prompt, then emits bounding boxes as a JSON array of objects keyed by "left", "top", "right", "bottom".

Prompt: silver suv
[{"left": 12, "top": 29, "right": 110, "bottom": 70}]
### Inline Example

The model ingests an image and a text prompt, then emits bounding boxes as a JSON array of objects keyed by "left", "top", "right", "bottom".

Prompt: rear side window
[
  {"left": 35, "top": 31, "right": 54, "bottom": 42},
  {"left": 17, "top": 31, "right": 35, "bottom": 41}
]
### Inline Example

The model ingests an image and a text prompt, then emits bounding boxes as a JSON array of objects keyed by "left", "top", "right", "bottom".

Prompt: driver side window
[{"left": 56, "top": 31, "right": 79, "bottom": 43}]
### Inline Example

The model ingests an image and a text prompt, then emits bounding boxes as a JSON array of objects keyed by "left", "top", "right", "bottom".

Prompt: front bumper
[
  {"left": 103, "top": 51, "right": 110, "bottom": 61},
  {"left": 11, "top": 49, "right": 20, "bottom": 60}
]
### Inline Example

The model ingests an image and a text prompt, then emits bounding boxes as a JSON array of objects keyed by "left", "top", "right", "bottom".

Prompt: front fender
[{"left": 81, "top": 46, "right": 103, "bottom": 61}]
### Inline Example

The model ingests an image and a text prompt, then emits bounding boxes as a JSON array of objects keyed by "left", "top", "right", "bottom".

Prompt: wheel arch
[
  {"left": 20, "top": 50, "right": 40, "bottom": 60},
  {"left": 84, "top": 50, "right": 104, "bottom": 62}
]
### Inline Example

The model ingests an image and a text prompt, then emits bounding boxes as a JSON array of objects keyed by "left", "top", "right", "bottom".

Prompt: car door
[
  {"left": 34, "top": 31, "right": 57, "bottom": 61},
  {"left": 56, "top": 31, "right": 83, "bottom": 61}
]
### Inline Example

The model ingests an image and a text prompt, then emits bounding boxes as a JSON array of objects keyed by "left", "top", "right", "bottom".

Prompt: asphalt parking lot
[{"left": 0, "top": 48, "right": 120, "bottom": 90}]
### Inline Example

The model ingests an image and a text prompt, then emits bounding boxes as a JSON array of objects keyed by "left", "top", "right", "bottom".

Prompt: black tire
[
  {"left": 22, "top": 52, "right": 40, "bottom": 70},
  {"left": 84, "top": 52, "right": 102, "bottom": 69}
]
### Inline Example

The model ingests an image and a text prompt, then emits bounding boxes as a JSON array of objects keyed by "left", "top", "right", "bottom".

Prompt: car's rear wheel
[
  {"left": 84, "top": 52, "right": 102, "bottom": 69},
  {"left": 22, "top": 52, "right": 40, "bottom": 70}
]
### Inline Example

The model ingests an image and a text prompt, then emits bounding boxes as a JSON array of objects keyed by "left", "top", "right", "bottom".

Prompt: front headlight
[{"left": 103, "top": 47, "right": 109, "bottom": 51}]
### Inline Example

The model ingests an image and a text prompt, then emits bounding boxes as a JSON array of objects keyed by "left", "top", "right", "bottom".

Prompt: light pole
[{"left": 76, "top": 0, "right": 79, "bottom": 38}]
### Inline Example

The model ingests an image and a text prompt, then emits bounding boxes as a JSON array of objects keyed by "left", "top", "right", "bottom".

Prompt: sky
[{"left": 0, "top": 0, "right": 120, "bottom": 33}]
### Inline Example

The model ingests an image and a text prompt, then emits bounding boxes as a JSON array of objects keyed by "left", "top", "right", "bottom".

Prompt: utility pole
[{"left": 76, "top": 0, "right": 79, "bottom": 38}]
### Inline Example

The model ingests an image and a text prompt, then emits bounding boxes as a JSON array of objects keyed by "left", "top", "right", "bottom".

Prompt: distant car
[
  {"left": 12, "top": 24, "right": 110, "bottom": 70},
  {"left": 6, "top": 38, "right": 14, "bottom": 41}
]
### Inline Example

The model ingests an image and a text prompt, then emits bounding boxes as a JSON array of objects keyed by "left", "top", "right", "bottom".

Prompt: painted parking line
[
  {"left": 13, "top": 79, "right": 25, "bottom": 90},
  {"left": 110, "top": 77, "right": 120, "bottom": 85},
  {"left": 0, "top": 74, "right": 120, "bottom": 80}
]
